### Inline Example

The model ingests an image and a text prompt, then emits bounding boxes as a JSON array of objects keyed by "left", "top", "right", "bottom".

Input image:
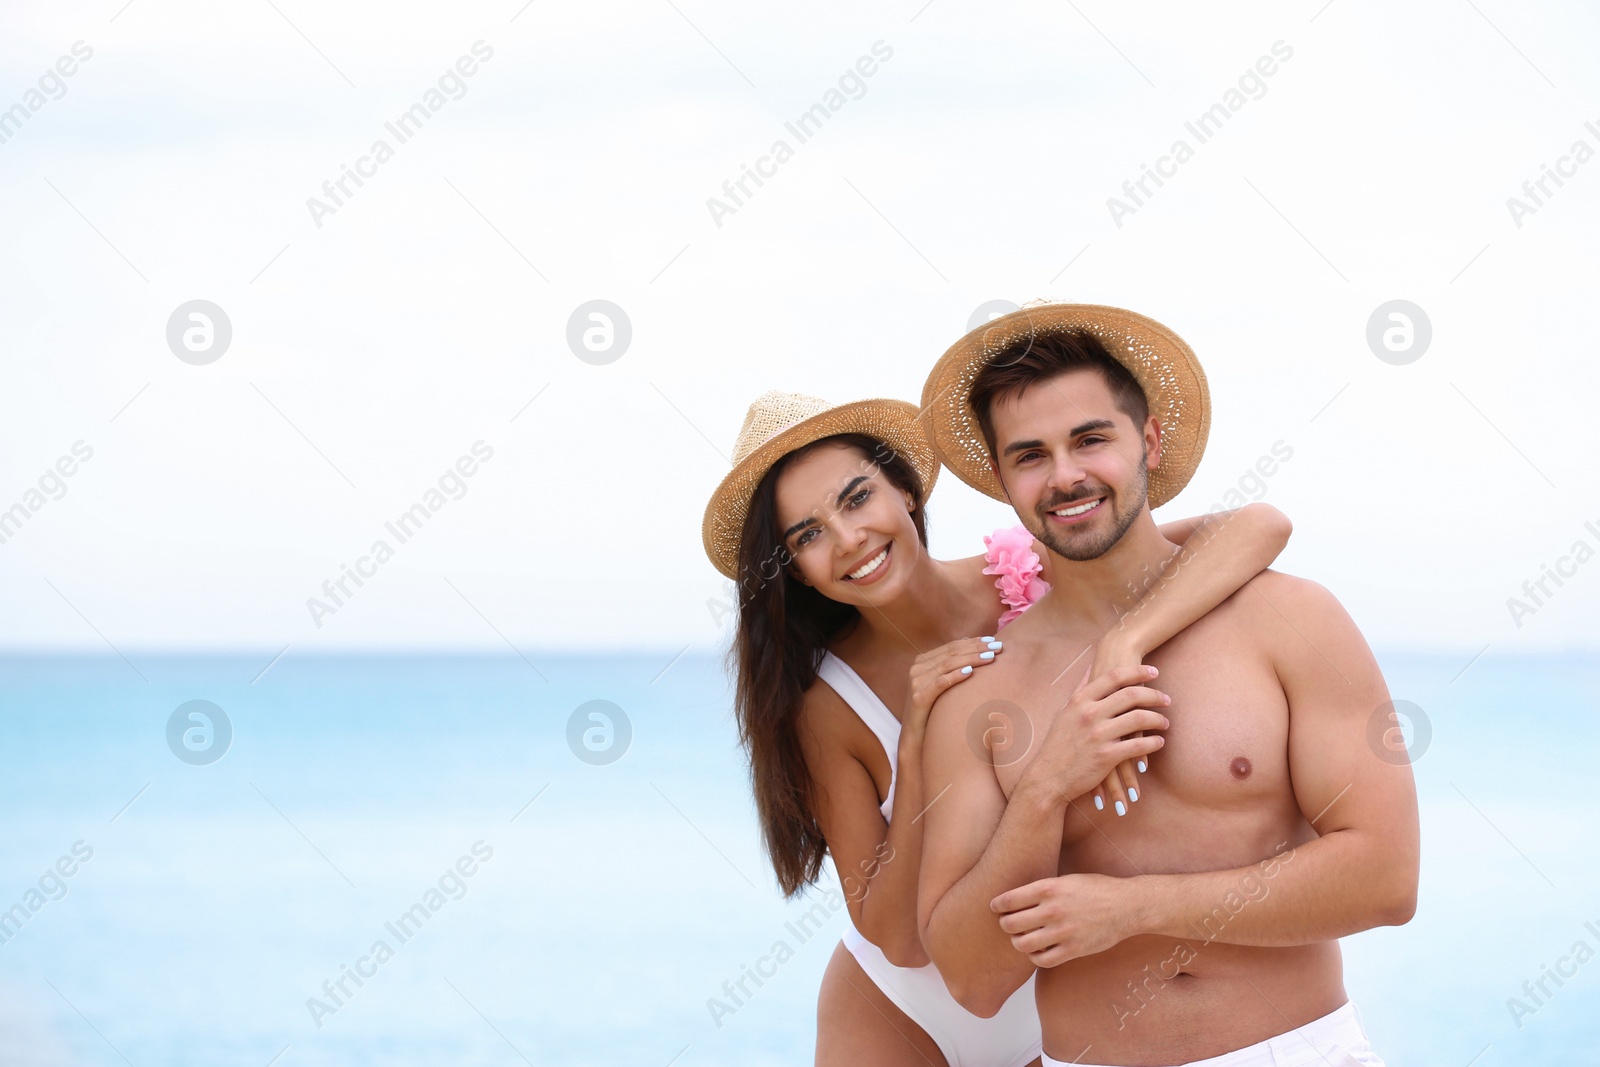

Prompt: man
[{"left": 915, "top": 304, "right": 1419, "bottom": 1067}]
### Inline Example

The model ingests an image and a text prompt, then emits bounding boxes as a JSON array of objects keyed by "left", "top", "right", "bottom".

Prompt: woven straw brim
[
  {"left": 702, "top": 399, "right": 939, "bottom": 581},
  {"left": 918, "top": 304, "right": 1210, "bottom": 508}
]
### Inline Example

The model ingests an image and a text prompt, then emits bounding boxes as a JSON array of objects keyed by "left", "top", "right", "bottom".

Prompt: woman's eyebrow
[
  {"left": 780, "top": 475, "right": 871, "bottom": 541},
  {"left": 833, "top": 475, "right": 869, "bottom": 506}
]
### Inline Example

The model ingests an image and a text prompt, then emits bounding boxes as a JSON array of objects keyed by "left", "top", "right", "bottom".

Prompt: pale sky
[{"left": 2, "top": 0, "right": 1597, "bottom": 653}]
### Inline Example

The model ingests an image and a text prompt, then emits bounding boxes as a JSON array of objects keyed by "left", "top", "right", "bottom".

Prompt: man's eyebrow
[
  {"left": 1070, "top": 418, "right": 1116, "bottom": 437},
  {"left": 781, "top": 476, "right": 872, "bottom": 540},
  {"left": 1001, "top": 420, "right": 1117, "bottom": 458}
]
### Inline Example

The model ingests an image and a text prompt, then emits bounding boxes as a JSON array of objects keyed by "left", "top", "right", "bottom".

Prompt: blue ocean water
[{"left": 0, "top": 648, "right": 1594, "bottom": 1066}]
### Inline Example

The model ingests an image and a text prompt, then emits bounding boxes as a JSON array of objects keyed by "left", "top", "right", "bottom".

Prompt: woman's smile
[{"left": 840, "top": 542, "right": 893, "bottom": 585}]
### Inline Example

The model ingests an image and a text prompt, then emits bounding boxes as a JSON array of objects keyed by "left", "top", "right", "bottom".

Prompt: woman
[{"left": 702, "top": 391, "right": 1290, "bottom": 1067}]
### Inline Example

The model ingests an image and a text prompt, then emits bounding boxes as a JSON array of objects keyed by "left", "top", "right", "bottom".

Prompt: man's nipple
[{"left": 1229, "top": 756, "right": 1252, "bottom": 780}]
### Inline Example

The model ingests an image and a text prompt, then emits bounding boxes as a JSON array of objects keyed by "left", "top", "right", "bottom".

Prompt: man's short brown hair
[{"left": 967, "top": 330, "right": 1150, "bottom": 457}]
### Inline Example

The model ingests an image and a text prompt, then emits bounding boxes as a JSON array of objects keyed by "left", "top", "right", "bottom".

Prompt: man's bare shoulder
[
  {"left": 1231, "top": 569, "right": 1379, "bottom": 685},
  {"left": 926, "top": 618, "right": 1053, "bottom": 732},
  {"left": 1232, "top": 569, "right": 1354, "bottom": 632},
  {"left": 926, "top": 658, "right": 997, "bottom": 730}
]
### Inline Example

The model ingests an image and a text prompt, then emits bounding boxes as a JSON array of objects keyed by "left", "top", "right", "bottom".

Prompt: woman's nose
[{"left": 835, "top": 515, "right": 870, "bottom": 552}]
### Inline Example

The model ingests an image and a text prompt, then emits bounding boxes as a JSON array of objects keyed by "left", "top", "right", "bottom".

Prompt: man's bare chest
[{"left": 991, "top": 619, "right": 1293, "bottom": 854}]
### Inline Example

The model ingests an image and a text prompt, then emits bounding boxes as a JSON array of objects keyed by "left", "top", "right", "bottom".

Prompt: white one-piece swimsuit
[{"left": 816, "top": 649, "right": 1043, "bottom": 1067}]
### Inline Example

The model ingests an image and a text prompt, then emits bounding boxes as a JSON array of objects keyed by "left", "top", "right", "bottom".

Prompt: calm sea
[{"left": 0, "top": 649, "right": 1593, "bottom": 1066}]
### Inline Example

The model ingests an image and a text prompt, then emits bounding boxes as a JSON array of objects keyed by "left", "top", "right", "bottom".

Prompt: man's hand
[{"left": 990, "top": 873, "right": 1135, "bottom": 967}]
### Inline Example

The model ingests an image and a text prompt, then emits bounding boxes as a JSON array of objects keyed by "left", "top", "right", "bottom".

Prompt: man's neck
[{"left": 1032, "top": 510, "right": 1179, "bottom": 634}]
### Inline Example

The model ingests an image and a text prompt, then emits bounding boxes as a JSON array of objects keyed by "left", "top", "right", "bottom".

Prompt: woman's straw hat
[
  {"left": 702, "top": 391, "right": 939, "bottom": 581},
  {"left": 920, "top": 302, "right": 1210, "bottom": 508}
]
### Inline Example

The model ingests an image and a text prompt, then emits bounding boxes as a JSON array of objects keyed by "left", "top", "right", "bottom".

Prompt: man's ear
[{"left": 1144, "top": 415, "right": 1163, "bottom": 471}]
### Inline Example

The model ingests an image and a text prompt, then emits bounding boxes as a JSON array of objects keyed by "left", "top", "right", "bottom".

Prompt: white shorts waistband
[{"left": 1042, "top": 1001, "right": 1384, "bottom": 1067}]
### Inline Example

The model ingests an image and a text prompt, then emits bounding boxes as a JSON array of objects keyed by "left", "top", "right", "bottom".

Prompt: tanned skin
[
  {"left": 768, "top": 440, "right": 1294, "bottom": 1065},
  {"left": 917, "top": 370, "right": 1418, "bottom": 1065}
]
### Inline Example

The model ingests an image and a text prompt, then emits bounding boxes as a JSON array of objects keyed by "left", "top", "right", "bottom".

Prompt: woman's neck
[{"left": 841, "top": 549, "right": 987, "bottom": 660}]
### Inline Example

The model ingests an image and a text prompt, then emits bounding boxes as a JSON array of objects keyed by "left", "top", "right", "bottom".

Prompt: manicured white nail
[
  {"left": 961, "top": 665, "right": 973, "bottom": 674},
  {"left": 1093, "top": 795, "right": 1104, "bottom": 811},
  {"left": 1137, "top": 760, "right": 1147, "bottom": 773},
  {"left": 987, "top": 640, "right": 1003, "bottom": 650},
  {"left": 980, "top": 651, "right": 995, "bottom": 660},
  {"left": 980, "top": 635, "right": 994, "bottom": 642},
  {"left": 1129, "top": 788, "right": 1139, "bottom": 803},
  {"left": 1114, "top": 800, "right": 1127, "bottom": 816}
]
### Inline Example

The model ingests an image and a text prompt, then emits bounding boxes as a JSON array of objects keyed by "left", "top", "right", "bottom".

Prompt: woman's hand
[
  {"left": 1022, "top": 664, "right": 1169, "bottom": 806},
  {"left": 902, "top": 636, "right": 1006, "bottom": 735},
  {"left": 1085, "top": 635, "right": 1156, "bottom": 817}
]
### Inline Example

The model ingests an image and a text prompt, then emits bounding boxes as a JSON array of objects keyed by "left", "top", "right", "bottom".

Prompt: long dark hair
[{"left": 726, "top": 433, "right": 929, "bottom": 897}]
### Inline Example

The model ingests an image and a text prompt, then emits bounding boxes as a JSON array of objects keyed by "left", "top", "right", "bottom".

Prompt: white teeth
[
  {"left": 1052, "top": 498, "right": 1101, "bottom": 518},
  {"left": 847, "top": 548, "right": 888, "bottom": 580}
]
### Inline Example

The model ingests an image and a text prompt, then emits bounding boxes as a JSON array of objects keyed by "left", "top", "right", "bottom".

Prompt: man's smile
[{"left": 1046, "top": 496, "right": 1106, "bottom": 526}]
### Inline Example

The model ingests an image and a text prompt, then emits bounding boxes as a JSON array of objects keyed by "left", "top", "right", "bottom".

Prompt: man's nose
[{"left": 1047, "top": 452, "right": 1087, "bottom": 494}]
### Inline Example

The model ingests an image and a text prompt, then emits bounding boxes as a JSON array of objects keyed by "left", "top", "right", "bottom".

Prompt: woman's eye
[
  {"left": 794, "top": 528, "right": 818, "bottom": 549},
  {"left": 847, "top": 489, "right": 872, "bottom": 508}
]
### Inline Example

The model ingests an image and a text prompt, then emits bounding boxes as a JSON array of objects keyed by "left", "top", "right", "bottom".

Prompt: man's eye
[
  {"left": 1081, "top": 436, "right": 1107, "bottom": 446},
  {"left": 1016, "top": 451, "right": 1042, "bottom": 464}
]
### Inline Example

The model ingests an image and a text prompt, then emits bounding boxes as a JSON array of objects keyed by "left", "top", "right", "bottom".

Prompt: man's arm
[
  {"left": 1128, "top": 573, "right": 1420, "bottom": 941},
  {"left": 1115, "top": 503, "right": 1292, "bottom": 661},
  {"left": 993, "top": 574, "right": 1419, "bottom": 966},
  {"left": 1033, "top": 503, "right": 1290, "bottom": 600},
  {"left": 916, "top": 686, "right": 1059, "bottom": 1016},
  {"left": 918, "top": 665, "right": 1169, "bottom": 1013}
]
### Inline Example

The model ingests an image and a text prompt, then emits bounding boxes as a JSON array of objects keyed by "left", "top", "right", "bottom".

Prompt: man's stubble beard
[{"left": 1030, "top": 446, "right": 1149, "bottom": 562}]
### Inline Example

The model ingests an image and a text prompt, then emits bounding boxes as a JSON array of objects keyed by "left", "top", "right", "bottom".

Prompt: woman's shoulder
[
  {"left": 945, "top": 523, "right": 1037, "bottom": 571},
  {"left": 979, "top": 522, "right": 1053, "bottom": 626},
  {"left": 797, "top": 662, "right": 885, "bottom": 771},
  {"left": 980, "top": 521, "right": 1049, "bottom": 556},
  {"left": 945, "top": 548, "right": 992, "bottom": 581},
  {"left": 798, "top": 660, "right": 858, "bottom": 735},
  {"left": 941, "top": 524, "right": 1051, "bottom": 579},
  {"left": 799, "top": 659, "right": 845, "bottom": 711}
]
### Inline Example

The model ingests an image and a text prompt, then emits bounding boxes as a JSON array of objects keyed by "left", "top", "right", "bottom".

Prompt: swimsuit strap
[{"left": 816, "top": 651, "right": 900, "bottom": 819}]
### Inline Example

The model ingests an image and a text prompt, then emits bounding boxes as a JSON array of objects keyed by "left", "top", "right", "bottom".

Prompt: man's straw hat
[
  {"left": 920, "top": 302, "right": 1211, "bottom": 508},
  {"left": 702, "top": 391, "right": 939, "bottom": 581}
]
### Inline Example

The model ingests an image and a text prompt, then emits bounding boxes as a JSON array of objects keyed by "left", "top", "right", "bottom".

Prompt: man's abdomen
[{"left": 1037, "top": 937, "right": 1346, "bottom": 1065}]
